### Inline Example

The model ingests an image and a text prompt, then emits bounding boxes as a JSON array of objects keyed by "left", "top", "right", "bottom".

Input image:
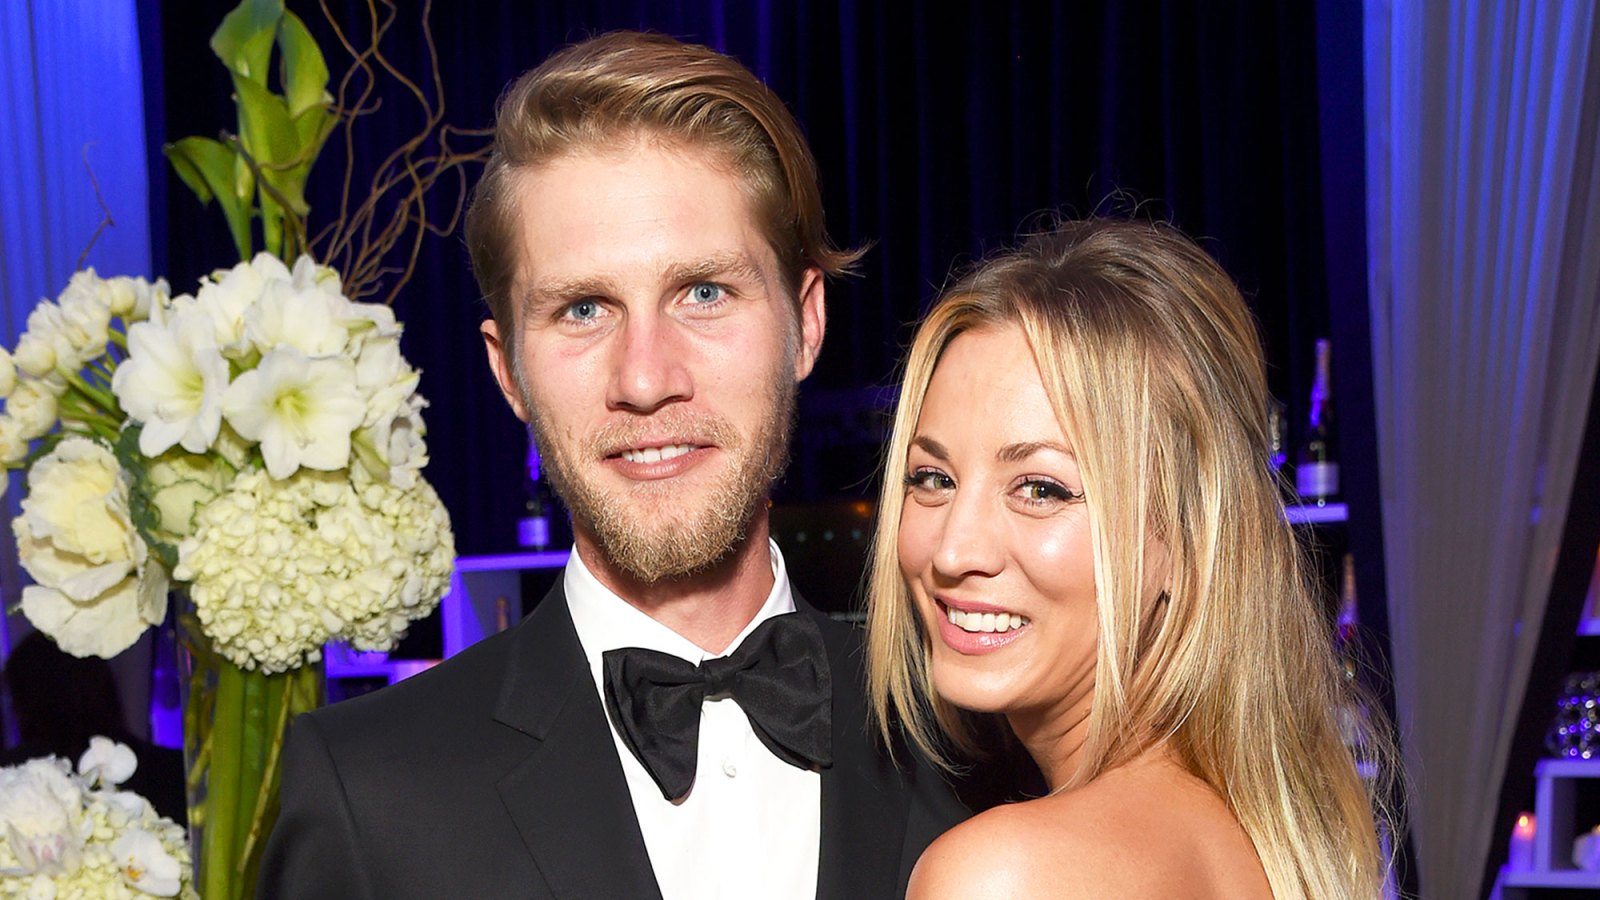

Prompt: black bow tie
[{"left": 601, "top": 612, "right": 833, "bottom": 802}]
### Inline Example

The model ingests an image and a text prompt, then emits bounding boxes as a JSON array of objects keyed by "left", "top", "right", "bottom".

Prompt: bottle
[
  {"left": 1335, "top": 553, "right": 1369, "bottom": 754},
  {"left": 1296, "top": 338, "right": 1340, "bottom": 505},
  {"left": 517, "top": 432, "right": 552, "bottom": 551},
  {"left": 1267, "top": 396, "right": 1289, "bottom": 474}
]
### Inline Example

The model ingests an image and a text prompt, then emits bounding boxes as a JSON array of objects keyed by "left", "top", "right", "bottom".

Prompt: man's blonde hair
[{"left": 465, "top": 31, "right": 860, "bottom": 338}]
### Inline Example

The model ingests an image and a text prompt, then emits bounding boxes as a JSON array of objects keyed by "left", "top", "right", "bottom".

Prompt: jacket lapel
[
  {"left": 804, "top": 600, "right": 908, "bottom": 900},
  {"left": 493, "top": 584, "right": 664, "bottom": 900}
]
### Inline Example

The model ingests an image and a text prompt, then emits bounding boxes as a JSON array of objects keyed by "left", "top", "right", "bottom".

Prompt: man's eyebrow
[
  {"left": 996, "top": 440, "right": 1074, "bottom": 463},
  {"left": 520, "top": 253, "right": 768, "bottom": 314},
  {"left": 911, "top": 436, "right": 950, "bottom": 460},
  {"left": 661, "top": 252, "right": 766, "bottom": 287},
  {"left": 524, "top": 275, "right": 615, "bottom": 313}
]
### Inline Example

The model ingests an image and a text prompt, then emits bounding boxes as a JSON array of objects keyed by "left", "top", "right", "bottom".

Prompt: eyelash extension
[
  {"left": 1018, "top": 478, "right": 1084, "bottom": 504},
  {"left": 903, "top": 469, "right": 951, "bottom": 490}
]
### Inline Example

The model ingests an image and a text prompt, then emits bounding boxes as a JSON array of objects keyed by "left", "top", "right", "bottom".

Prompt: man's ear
[
  {"left": 793, "top": 266, "right": 826, "bottom": 381},
  {"left": 481, "top": 318, "right": 530, "bottom": 422}
]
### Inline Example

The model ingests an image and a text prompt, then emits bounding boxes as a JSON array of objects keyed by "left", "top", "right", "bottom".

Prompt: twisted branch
[{"left": 312, "top": 0, "right": 491, "bottom": 304}]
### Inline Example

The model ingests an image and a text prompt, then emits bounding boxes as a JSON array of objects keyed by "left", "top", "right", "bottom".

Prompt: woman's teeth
[
  {"left": 947, "top": 607, "right": 1029, "bottom": 633},
  {"left": 621, "top": 444, "right": 694, "bottom": 464}
]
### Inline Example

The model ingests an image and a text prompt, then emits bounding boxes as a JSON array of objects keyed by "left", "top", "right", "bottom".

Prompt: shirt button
[{"left": 722, "top": 760, "right": 738, "bottom": 778}]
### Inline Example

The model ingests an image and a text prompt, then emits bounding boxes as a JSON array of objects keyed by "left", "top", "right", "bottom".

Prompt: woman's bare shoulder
[{"left": 907, "top": 754, "right": 1272, "bottom": 900}]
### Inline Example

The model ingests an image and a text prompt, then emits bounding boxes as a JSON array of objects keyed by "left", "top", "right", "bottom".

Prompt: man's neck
[{"left": 573, "top": 514, "right": 777, "bottom": 655}]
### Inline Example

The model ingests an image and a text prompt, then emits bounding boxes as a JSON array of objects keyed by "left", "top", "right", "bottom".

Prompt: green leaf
[
  {"left": 113, "top": 426, "right": 181, "bottom": 571},
  {"left": 234, "top": 75, "right": 308, "bottom": 246},
  {"left": 164, "top": 139, "right": 219, "bottom": 204},
  {"left": 277, "top": 11, "right": 330, "bottom": 117},
  {"left": 210, "top": 0, "right": 283, "bottom": 85},
  {"left": 232, "top": 75, "right": 298, "bottom": 168},
  {"left": 164, "top": 137, "right": 253, "bottom": 259}
]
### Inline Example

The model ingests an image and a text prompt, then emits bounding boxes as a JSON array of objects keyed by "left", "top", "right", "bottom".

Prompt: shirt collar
[{"left": 565, "top": 538, "right": 797, "bottom": 671}]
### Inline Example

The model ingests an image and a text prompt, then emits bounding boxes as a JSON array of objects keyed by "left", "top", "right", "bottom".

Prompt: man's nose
[{"left": 605, "top": 313, "right": 693, "bottom": 413}]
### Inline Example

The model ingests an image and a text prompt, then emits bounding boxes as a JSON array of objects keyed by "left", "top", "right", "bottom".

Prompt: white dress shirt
[{"left": 564, "top": 540, "right": 821, "bottom": 900}]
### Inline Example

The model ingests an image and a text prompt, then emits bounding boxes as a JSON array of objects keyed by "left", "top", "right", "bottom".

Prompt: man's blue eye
[
  {"left": 688, "top": 283, "right": 725, "bottom": 304},
  {"left": 567, "top": 300, "right": 600, "bottom": 321}
]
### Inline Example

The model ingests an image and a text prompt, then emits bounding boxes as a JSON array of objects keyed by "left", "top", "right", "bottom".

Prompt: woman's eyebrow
[{"left": 995, "top": 440, "right": 1074, "bottom": 463}]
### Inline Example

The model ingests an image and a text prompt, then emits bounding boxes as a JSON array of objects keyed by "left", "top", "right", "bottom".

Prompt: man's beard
[{"left": 519, "top": 364, "right": 796, "bottom": 585}]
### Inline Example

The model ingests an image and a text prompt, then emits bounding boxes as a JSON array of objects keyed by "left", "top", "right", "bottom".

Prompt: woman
[{"left": 867, "top": 219, "right": 1391, "bottom": 898}]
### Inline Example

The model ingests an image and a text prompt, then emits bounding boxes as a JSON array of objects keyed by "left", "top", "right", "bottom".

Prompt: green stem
[
  {"left": 237, "top": 672, "right": 291, "bottom": 882},
  {"left": 233, "top": 669, "right": 268, "bottom": 890},
  {"left": 62, "top": 369, "right": 117, "bottom": 411},
  {"left": 203, "top": 662, "right": 246, "bottom": 900},
  {"left": 107, "top": 328, "right": 129, "bottom": 351}
]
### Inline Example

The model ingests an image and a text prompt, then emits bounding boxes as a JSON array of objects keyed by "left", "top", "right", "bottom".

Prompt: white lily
[
  {"left": 222, "top": 347, "right": 365, "bottom": 479},
  {"left": 112, "top": 308, "right": 230, "bottom": 456},
  {"left": 242, "top": 278, "right": 351, "bottom": 358},
  {"left": 190, "top": 252, "right": 291, "bottom": 353}
]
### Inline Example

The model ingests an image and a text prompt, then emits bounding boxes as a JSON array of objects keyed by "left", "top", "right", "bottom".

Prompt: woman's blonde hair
[{"left": 866, "top": 218, "right": 1394, "bottom": 898}]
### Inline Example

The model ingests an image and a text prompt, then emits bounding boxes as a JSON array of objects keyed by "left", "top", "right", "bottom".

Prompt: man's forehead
[{"left": 504, "top": 147, "right": 784, "bottom": 299}]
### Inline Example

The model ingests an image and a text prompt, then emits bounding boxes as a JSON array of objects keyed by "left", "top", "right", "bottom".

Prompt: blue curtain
[
  {"left": 1365, "top": 1, "right": 1600, "bottom": 895},
  {"left": 0, "top": 0, "right": 152, "bottom": 720}
]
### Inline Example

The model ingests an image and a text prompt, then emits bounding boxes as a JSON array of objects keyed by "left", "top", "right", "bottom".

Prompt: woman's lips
[{"left": 933, "top": 599, "right": 1031, "bottom": 654}]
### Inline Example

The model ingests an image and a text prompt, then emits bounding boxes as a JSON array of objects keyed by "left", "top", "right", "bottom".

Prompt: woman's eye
[
  {"left": 904, "top": 468, "right": 954, "bottom": 492},
  {"left": 687, "top": 282, "right": 726, "bottom": 304},
  {"left": 1017, "top": 478, "right": 1081, "bottom": 505}
]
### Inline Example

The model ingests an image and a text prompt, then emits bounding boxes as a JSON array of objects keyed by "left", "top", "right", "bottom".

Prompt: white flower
[
  {"left": 175, "top": 469, "right": 455, "bottom": 672},
  {"left": 14, "top": 437, "right": 169, "bottom": 658},
  {"left": 189, "top": 253, "right": 292, "bottom": 353},
  {"left": 242, "top": 278, "right": 352, "bottom": 358},
  {"left": 12, "top": 332, "right": 56, "bottom": 379},
  {"left": 107, "top": 276, "right": 168, "bottom": 321},
  {"left": 0, "top": 415, "right": 27, "bottom": 465},
  {"left": 19, "top": 303, "right": 76, "bottom": 376},
  {"left": 289, "top": 254, "right": 342, "bottom": 292},
  {"left": 111, "top": 308, "right": 229, "bottom": 455},
  {"left": 6, "top": 378, "right": 60, "bottom": 440},
  {"left": 222, "top": 347, "right": 364, "bottom": 480},
  {"left": 0, "top": 758, "right": 85, "bottom": 878},
  {"left": 109, "top": 829, "right": 182, "bottom": 896},
  {"left": 0, "top": 346, "right": 16, "bottom": 398},
  {"left": 77, "top": 738, "right": 137, "bottom": 789},
  {"left": 354, "top": 393, "right": 428, "bottom": 488},
  {"left": 55, "top": 272, "right": 114, "bottom": 358},
  {"left": 353, "top": 337, "right": 419, "bottom": 427}
]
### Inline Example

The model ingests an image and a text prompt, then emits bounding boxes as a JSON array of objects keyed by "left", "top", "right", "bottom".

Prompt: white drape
[
  {"left": 1364, "top": 1, "right": 1600, "bottom": 895},
  {"left": 0, "top": 0, "right": 151, "bottom": 707}
]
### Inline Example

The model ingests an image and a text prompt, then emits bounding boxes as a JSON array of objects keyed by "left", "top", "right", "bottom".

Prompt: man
[{"left": 259, "top": 31, "right": 970, "bottom": 899}]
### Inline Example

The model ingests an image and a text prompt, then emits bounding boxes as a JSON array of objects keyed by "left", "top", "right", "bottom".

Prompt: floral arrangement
[
  {"left": 0, "top": 738, "right": 195, "bottom": 899},
  {"left": 5, "top": 254, "right": 454, "bottom": 673},
  {"left": 1, "top": 0, "right": 484, "bottom": 895}
]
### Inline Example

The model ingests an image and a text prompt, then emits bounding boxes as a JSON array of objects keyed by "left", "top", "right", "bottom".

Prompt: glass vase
[{"left": 177, "top": 600, "right": 323, "bottom": 900}]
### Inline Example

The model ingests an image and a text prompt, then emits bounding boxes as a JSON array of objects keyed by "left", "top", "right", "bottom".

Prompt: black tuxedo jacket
[{"left": 258, "top": 582, "right": 970, "bottom": 898}]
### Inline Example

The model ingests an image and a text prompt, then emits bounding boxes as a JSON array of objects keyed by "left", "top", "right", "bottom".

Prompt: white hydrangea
[
  {"left": 0, "top": 744, "right": 195, "bottom": 899},
  {"left": 174, "top": 468, "right": 455, "bottom": 673}
]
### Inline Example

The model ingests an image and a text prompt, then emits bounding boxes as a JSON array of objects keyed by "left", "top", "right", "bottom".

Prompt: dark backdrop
[{"left": 152, "top": 0, "right": 1355, "bottom": 554}]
